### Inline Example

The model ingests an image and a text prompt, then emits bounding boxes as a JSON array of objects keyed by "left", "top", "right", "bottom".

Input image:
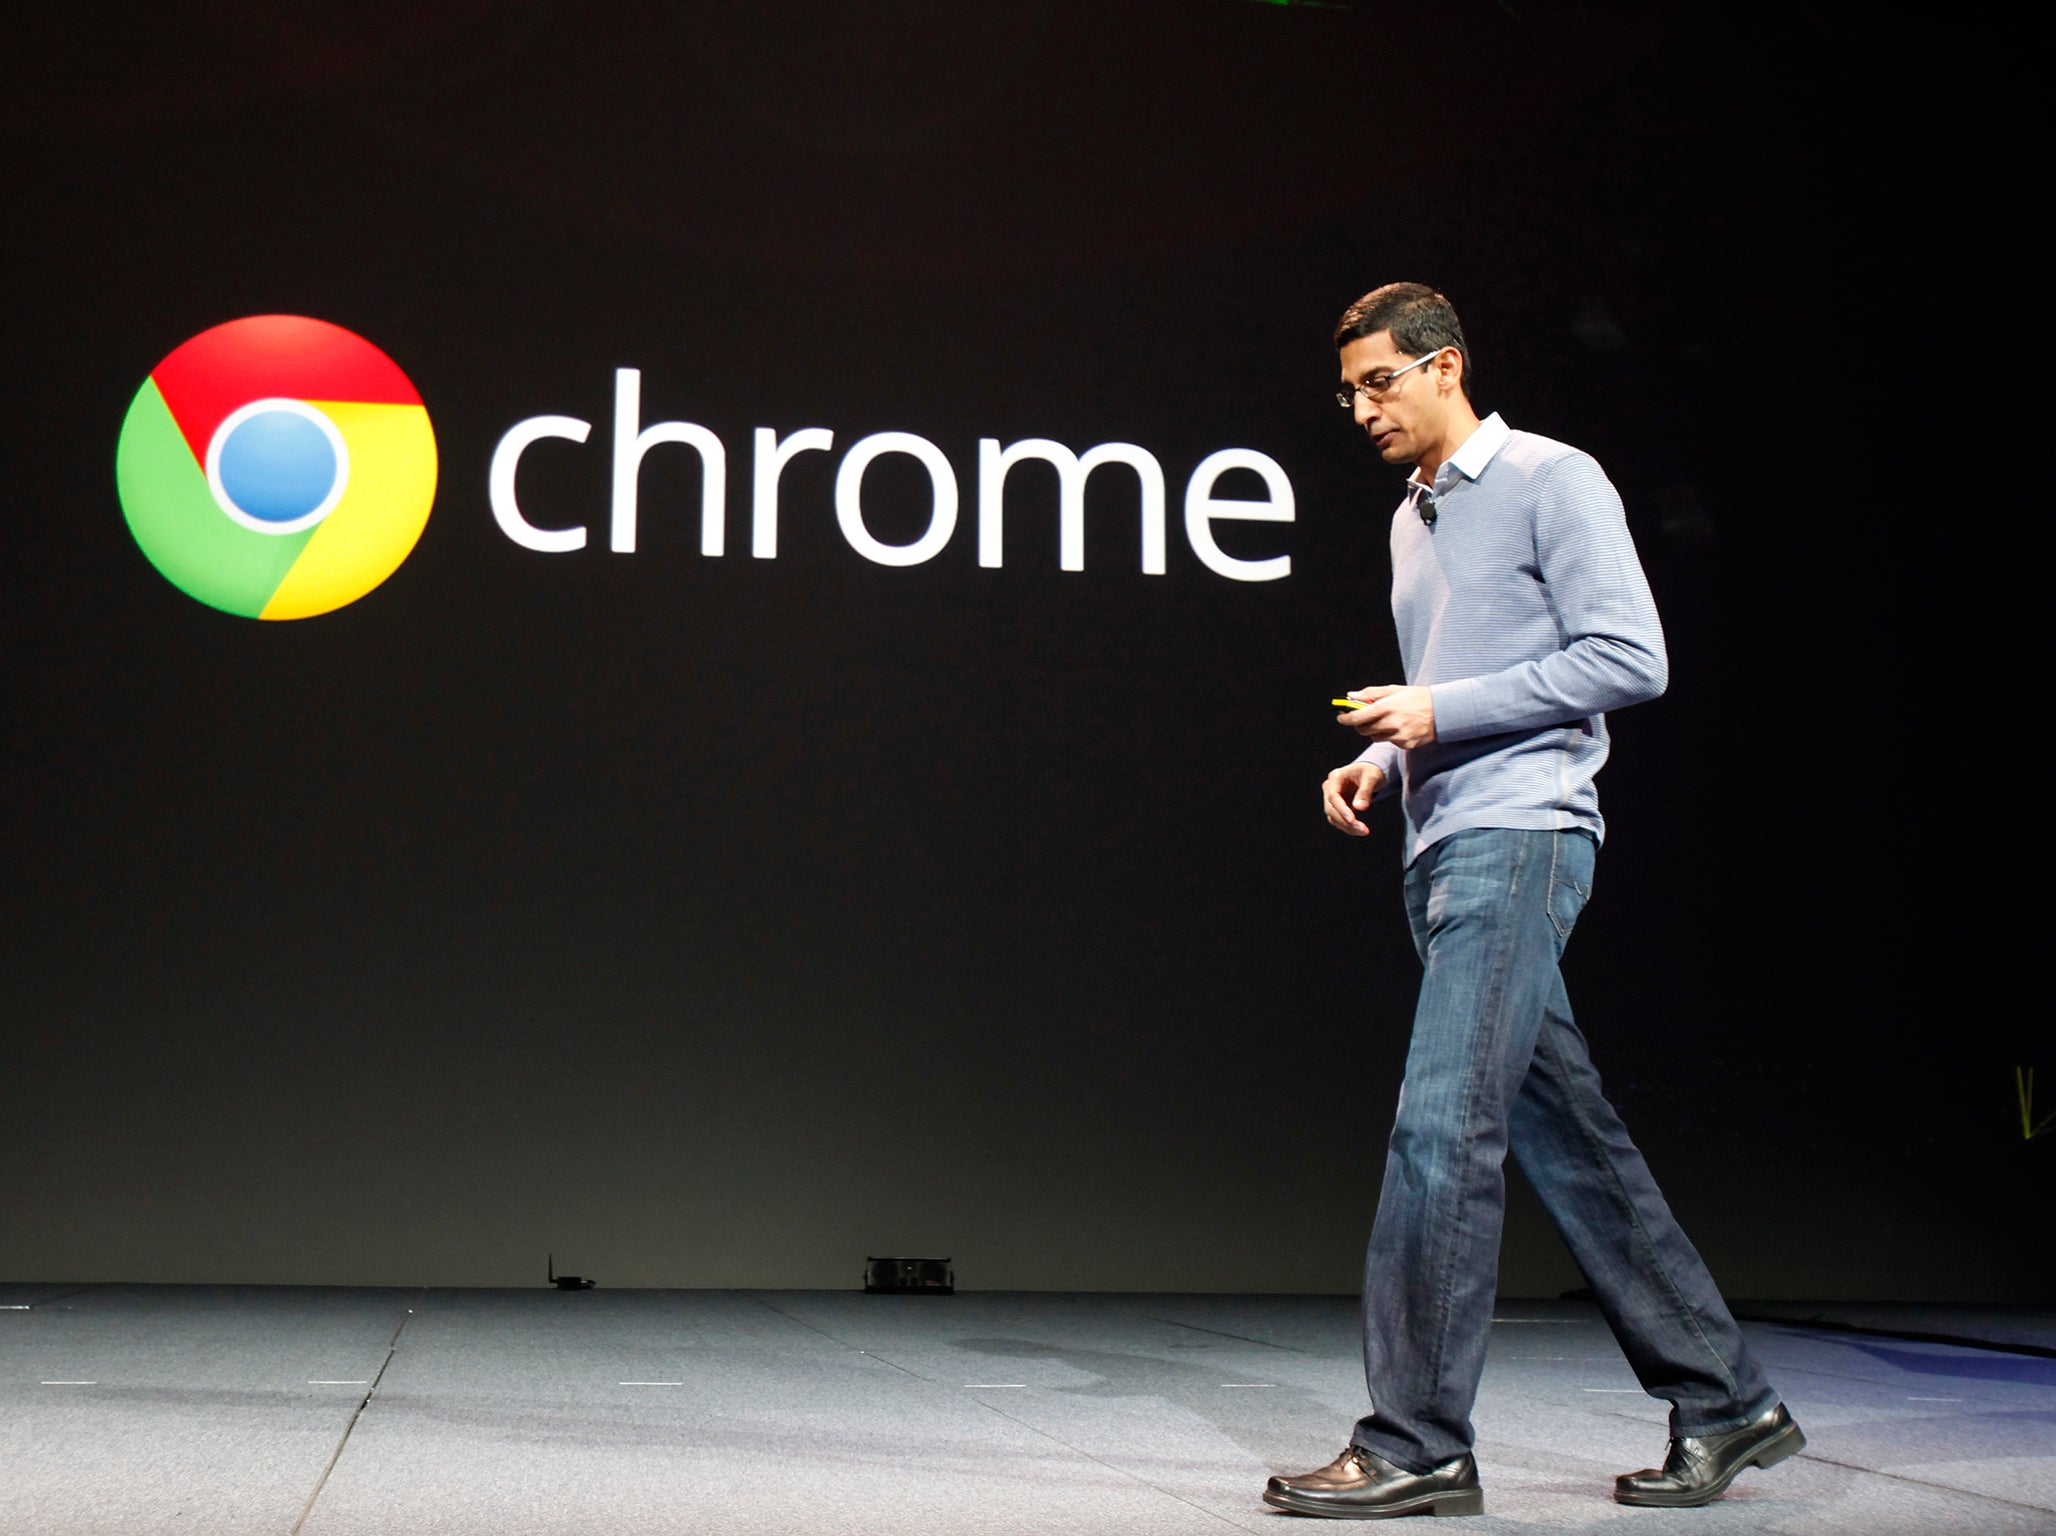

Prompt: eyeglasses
[{"left": 1335, "top": 349, "right": 1445, "bottom": 409}]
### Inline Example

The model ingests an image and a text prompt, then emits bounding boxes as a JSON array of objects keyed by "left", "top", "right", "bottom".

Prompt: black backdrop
[{"left": 2, "top": 2, "right": 2037, "bottom": 1298}]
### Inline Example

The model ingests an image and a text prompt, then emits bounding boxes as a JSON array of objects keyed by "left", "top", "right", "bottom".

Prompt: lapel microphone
[{"left": 1417, "top": 492, "right": 1438, "bottom": 526}]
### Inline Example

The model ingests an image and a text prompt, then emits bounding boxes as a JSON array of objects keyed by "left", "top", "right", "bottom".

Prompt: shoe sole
[
  {"left": 1613, "top": 1423, "right": 1807, "bottom": 1508},
  {"left": 1260, "top": 1485, "right": 1485, "bottom": 1519}
]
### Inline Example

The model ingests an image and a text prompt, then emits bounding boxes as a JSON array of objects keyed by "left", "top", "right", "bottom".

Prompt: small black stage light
[
  {"left": 547, "top": 1253, "right": 596, "bottom": 1290},
  {"left": 864, "top": 1256, "right": 954, "bottom": 1294}
]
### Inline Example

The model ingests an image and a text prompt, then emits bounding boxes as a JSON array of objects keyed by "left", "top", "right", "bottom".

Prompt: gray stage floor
[{"left": 3, "top": 1285, "right": 2052, "bottom": 1535}]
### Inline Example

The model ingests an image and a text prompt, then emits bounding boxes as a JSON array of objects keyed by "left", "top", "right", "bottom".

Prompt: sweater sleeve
[
  {"left": 1351, "top": 738, "right": 1403, "bottom": 797},
  {"left": 1428, "top": 452, "right": 1667, "bottom": 742}
]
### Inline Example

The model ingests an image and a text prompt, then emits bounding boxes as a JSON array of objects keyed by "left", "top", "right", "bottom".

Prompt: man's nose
[{"left": 1354, "top": 395, "right": 1379, "bottom": 428}]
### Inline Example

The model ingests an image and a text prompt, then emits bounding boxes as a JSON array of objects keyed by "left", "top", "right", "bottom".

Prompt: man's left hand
[{"left": 1338, "top": 686, "right": 1438, "bottom": 750}]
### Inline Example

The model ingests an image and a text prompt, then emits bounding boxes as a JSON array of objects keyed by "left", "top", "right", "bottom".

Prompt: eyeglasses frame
[{"left": 1335, "top": 348, "right": 1449, "bottom": 409}]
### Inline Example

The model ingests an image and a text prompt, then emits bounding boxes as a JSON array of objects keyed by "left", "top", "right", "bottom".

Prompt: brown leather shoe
[
  {"left": 1262, "top": 1444, "right": 1484, "bottom": 1519},
  {"left": 1614, "top": 1402, "right": 1805, "bottom": 1507}
]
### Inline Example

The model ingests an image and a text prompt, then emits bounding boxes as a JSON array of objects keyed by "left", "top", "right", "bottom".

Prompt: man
[{"left": 1262, "top": 284, "right": 1803, "bottom": 1520}]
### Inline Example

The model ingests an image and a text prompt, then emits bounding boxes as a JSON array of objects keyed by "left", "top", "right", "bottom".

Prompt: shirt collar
[{"left": 1407, "top": 412, "right": 1511, "bottom": 498}]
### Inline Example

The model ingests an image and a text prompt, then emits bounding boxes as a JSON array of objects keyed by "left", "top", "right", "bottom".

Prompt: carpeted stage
[{"left": 3, "top": 1286, "right": 2051, "bottom": 1534}]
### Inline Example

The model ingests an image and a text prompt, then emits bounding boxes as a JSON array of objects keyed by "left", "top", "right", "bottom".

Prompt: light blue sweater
[{"left": 1354, "top": 413, "right": 1667, "bottom": 864}]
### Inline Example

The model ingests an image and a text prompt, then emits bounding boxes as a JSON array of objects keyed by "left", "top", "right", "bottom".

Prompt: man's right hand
[{"left": 1322, "top": 762, "right": 1385, "bottom": 837}]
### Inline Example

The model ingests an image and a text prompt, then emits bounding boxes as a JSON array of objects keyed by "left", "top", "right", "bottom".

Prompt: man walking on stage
[{"left": 1263, "top": 283, "right": 1803, "bottom": 1519}]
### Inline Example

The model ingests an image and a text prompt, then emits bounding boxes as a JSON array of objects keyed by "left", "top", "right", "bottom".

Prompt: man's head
[{"left": 1334, "top": 283, "right": 1475, "bottom": 471}]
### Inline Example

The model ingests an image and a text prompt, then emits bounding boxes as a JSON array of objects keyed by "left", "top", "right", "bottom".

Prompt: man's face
[{"left": 1338, "top": 329, "right": 1450, "bottom": 469}]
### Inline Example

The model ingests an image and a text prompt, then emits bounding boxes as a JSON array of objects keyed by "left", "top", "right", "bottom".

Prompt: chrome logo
[{"left": 115, "top": 316, "right": 436, "bottom": 618}]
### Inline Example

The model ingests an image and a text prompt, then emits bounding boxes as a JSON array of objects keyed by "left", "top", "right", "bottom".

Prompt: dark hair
[{"left": 1334, "top": 283, "right": 1473, "bottom": 400}]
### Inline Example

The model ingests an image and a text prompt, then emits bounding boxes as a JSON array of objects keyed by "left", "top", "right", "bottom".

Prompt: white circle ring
[{"left": 204, "top": 397, "right": 352, "bottom": 537}]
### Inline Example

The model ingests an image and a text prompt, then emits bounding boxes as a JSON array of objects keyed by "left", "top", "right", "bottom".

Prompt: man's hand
[
  {"left": 1337, "top": 686, "right": 1437, "bottom": 750},
  {"left": 1322, "top": 762, "right": 1386, "bottom": 837}
]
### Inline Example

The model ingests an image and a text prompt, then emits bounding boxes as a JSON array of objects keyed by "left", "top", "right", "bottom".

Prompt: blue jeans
[{"left": 1353, "top": 827, "right": 1776, "bottom": 1471}]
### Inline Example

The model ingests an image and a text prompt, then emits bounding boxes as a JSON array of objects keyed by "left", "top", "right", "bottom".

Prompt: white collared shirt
[{"left": 1406, "top": 411, "right": 1512, "bottom": 510}]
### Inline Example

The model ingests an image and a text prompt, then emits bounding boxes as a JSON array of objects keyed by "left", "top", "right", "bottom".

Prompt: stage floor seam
[{"left": 292, "top": 1294, "right": 422, "bottom": 1536}]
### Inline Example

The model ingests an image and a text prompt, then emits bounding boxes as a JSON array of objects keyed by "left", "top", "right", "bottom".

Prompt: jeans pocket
[{"left": 1548, "top": 836, "right": 1595, "bottom": 941}]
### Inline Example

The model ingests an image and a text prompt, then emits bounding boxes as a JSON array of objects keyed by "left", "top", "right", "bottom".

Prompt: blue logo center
[{"left": 216, "top": 408, "right": 339, "bottom": 525}]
